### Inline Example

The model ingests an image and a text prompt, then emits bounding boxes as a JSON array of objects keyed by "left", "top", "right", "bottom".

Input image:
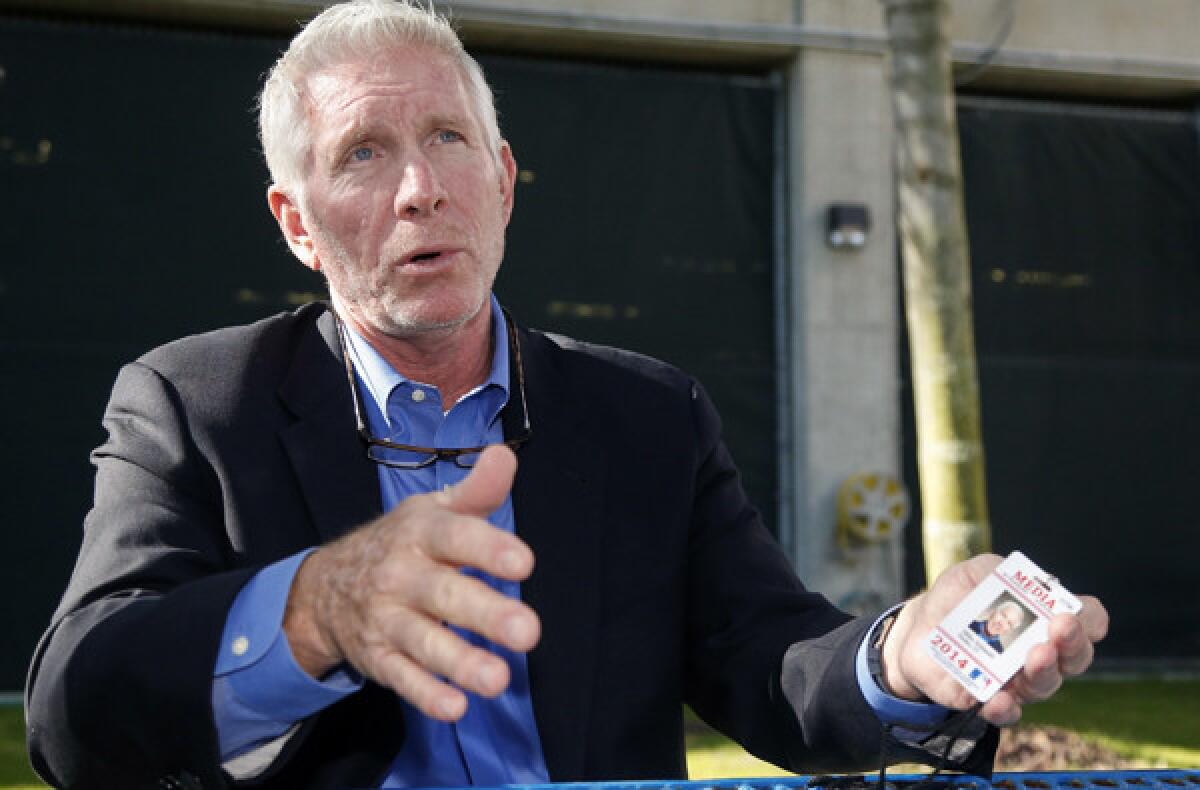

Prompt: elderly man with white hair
[{"left": 25, "top": 2, "right": 1108, "bottom": 788}]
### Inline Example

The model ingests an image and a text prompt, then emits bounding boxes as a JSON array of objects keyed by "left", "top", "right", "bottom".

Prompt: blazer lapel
[
  {"left": 512, "top": 328, "right": 605, "bottom": 781},
  {"left": 277, "top": 314, "right": 603, "bottom": 777},
  {"left": 277, "top": 306, "right": 382, "bottom": 543}
]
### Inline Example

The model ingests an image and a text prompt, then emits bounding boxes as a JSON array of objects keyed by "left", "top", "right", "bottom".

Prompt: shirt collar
[{"left": 339, "top": 294, "right": 511, "bottom": 427}]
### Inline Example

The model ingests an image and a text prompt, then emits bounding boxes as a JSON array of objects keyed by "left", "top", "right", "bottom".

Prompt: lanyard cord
[
  {"left": 878, "top": 701, "right": 985, "bottom": 790},
  {"left": 807, "top": 701, "right": 985, "bottom": 790}
]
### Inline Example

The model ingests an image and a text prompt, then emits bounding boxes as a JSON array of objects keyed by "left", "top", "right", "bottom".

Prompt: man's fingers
[
  {"left": 423, "top": 512, "right": 534, "bottom": 582},
  {"left": 294, "top": 444, "right": 537, "bottom": 712},
  {"left": 438, "top": 444, "right": 517, "bottom": 518},
  {"left": 426, "top": 445, "right": 533, "bottom": 580},
  {"left": 1077, "top": 595, "right": 1109, "bottom": 643},
  {"left": 981, "top": 690, "right": 1022, "bottom": 727},
  {"left": 371, "top": 650, "right": 468, "bottom": 721},
  {"left": 1016, "top": 641, "right": 1064, "bottom": 700},
  {"left": 410, "top": 564, "right": 540, "bottom": 653},
  {"left": 339, "top": 558, "right": 539, "bottom": 710},
  {"left": 1046, "top": 613, "right": 1094, "bottom": 678},
  {"left": 380, "top": 612, "right": 512, "bottom": 698}
]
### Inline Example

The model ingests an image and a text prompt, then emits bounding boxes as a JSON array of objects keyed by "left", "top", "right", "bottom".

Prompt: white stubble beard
[{"left": 312, "top": 220, "right": 496, "bottom": 340}]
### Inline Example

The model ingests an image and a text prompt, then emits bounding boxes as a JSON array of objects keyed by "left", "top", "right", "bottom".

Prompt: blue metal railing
[{"left": 456, "top": 771, "right": 1200, "bottom": 790}]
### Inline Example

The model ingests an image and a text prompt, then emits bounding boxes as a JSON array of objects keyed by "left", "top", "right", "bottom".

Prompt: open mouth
[{"left": 410, "top": 251, "right": 442, "bottom": 263}]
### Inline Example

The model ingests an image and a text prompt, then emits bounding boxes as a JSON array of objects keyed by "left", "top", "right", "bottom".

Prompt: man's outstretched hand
[
  {"left": 879, "top": 553, "right": 1109, "bottom": 726},
  {"left": 282, "top": 445, "right": 540, "bottom": 721}
]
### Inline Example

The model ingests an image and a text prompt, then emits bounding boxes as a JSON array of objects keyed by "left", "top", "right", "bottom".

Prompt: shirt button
[
  {"left": 411, "top": 389, "right": 426, "bottom": 403},
  {"left": 231, "top": 636, "right": 250, "bottom": 656}
]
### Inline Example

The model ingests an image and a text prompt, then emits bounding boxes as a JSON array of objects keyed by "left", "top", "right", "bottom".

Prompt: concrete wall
[
  {"left": 783, "top": 41, "right": 900, "bottom": 605},
  {"left": 8, "top": 0, "right": 1198, "bottom": 604},
  {"left": 444, "top": 0, "right": 1200, "bottom": 607}
]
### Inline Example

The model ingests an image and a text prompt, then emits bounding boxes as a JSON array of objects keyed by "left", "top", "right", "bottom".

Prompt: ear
[
  {"left": 497, "top": 141, "right": 518, "bottom": 226},
  {"left": 268, "top": 185, "right": 321, "bottom": 271}
]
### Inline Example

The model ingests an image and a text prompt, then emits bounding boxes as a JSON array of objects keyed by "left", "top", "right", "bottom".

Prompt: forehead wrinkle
[
  {"left": 297, "top": 50, "right": 486, "bottom": 177},
  {"left": 321, "top": 95, "right": 478, "bottom": 160},
  {"left": 301, "top": 87, "right": 401, "bottom": 169},
  {"left": 308, "top": 49, "right": 464, "bottom": 105},
  {"left": 309, "top": 69, "right": 465, "bottom": 132},
  {"left": 308, "top": 74, "right": 418, "bottom": 119}
]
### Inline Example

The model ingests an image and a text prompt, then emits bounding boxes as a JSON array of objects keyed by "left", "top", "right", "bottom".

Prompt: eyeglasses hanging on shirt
[{"left": 333, "top": 307, "right": 532, "bottom": 469}]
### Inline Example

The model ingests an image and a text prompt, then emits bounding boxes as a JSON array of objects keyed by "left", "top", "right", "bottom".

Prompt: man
[
  {"left": 25, "top": 1, "right": 1108, "bottom": 788},
  {"left": 970, "top": 601, "right": 1028, "bottom": 653}
]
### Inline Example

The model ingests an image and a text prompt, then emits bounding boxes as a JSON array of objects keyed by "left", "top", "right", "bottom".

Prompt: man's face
[
  {"left": 277, "top": 46, "right": 517, "bottom": 338},
  {"left": 985, "top": 605, "right": 1022, "bottom": 637}
]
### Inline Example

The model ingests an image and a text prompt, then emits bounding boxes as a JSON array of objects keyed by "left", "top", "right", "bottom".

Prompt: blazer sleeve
[
  {"left": 26, "top": 361, "right": 253, "bottom": 789},
  {"left": 678, "top": 378, "right": 873, "bottom": 771},
  {"left": 679, "top": 380, "right": 995, "bottom": 774}
]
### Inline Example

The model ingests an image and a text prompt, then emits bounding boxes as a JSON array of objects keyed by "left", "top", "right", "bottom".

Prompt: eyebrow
[
  {"left": 324, "top": 119, "right": 379, "bottom": 164},
  {"left": 430, "top": 111, "right": 468, "bottom": 127},
  {"left": 335, "top": 115, "right": 373, "bottom": 143}
]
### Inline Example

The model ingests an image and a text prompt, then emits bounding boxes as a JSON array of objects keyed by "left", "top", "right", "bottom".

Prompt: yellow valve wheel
[{"left": 836, "top": 473, "right": 910, "bottom": 546}]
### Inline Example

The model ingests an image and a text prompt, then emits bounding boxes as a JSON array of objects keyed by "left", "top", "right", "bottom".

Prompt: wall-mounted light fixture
[{"left": 826, "top": 203, "right": 870, "bottom": 249}]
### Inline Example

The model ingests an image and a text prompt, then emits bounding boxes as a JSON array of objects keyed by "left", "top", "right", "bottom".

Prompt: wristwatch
[{"left": 867, "top": 607, "right": 900, "bottom": 696}]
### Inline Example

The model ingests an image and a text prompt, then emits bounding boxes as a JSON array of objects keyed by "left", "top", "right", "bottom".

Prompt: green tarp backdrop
[
  {"left": 0, "top": 15, "right": 779, "bottom": 691},
  {"left": 904, "top": 96, "right": 1200, "bottom": 662}
]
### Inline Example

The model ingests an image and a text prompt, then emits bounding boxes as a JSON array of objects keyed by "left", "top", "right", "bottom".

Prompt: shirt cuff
[
  {"left": 855, "top": 604, "right": 949, "bottom": 731},
  {"left": 213, "top": 550, "right": 363, "bottom": 757}
]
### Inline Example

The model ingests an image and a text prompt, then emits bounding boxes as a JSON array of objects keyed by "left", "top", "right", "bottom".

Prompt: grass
[
  {"left": 0, "top": 707, "right": 42, "bottom": 790},
  {"left": 685, "top": 677, "right": 1200, "bottom": 779},
  {"left": 1017, "top": 677, "right": 1200, "bottom": 768},
  {"left": 687, "top": 724, "right": 794, "bottom": 779},
  {"left": 2, "top": 678, "right": 1197, "bottom": 788}
]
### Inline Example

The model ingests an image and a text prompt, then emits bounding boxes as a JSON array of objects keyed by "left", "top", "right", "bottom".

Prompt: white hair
[
  {"left": 995, "top": 601, "right": 1026, "bottom": 623},
  {"left": 258, "top": 0, "right": 501, "bottom": 195}
]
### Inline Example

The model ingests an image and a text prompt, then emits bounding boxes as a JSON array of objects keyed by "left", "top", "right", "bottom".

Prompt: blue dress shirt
[
  {"left": 969, "top": 619, "right": 1004, "bottom": 653},
  {"left": 214, "top": 298, "right": 548, "bottom": 787},
  {"left": 212, "top": 295, "right": 944, "bottom": 783}
]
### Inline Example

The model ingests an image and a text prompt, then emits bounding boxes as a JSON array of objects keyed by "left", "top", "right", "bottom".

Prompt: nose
[{"left": 394, "top": 155, "right": 447, "bottom": 218}]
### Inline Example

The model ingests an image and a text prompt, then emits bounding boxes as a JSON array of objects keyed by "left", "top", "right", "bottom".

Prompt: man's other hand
[
  {"left": 282, "top": 444, "right": 540, "bottom": 721},
  {"left": 879, "top": 553, "right": 1108, "bottom": 726}
]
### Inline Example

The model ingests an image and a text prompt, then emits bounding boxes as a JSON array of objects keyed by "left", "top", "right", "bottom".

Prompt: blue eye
[
  {"left": 352, "top": 146, "right": 374, "bottom": 162},
  {"left": 436, "top": 129, "right": 464, "bottom": 144}
]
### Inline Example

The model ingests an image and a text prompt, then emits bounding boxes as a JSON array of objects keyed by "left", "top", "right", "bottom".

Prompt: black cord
[
  {"left": 877, "top": 721, "right": 891, "bottom": 790},
  {"left": 806, "top": 775, "right": 872, "bottom": 790},
  {"left": 806, "top": 702, "right": 984, "bottom": 790},
  {"left": 876, "top": 701, "right": 985, "bottom": 790}
]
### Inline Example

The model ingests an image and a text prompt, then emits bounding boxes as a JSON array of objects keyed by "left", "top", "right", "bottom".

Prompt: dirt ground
[{"left": 996, "top": 725, "right": 1138, "bottom": 771}]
